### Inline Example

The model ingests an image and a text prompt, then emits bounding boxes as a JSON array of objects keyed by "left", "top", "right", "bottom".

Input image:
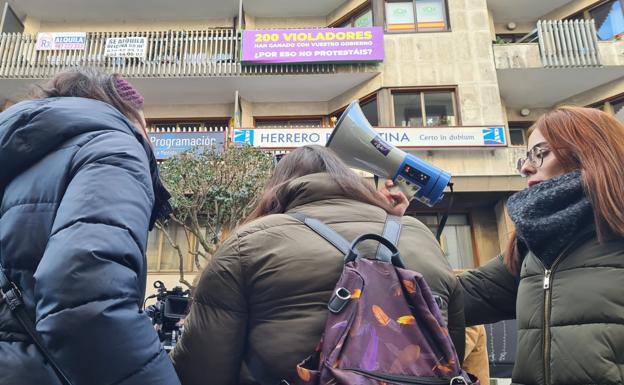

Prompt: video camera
[{"left": 145, "top": 280, "right": 191, "bottom": 352}]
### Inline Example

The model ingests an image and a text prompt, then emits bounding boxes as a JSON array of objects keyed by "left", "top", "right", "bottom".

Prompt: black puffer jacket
[
  {"left": 460, "top": 231, "right": 624, "bottom": 385},
  {"left": 0, "top": 98, "right": 180, "bottom": 385}
]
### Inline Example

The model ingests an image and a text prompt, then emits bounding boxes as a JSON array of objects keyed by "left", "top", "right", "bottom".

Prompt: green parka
[{"left": 460, "top": 229, "right": 624, "bottom": 385}]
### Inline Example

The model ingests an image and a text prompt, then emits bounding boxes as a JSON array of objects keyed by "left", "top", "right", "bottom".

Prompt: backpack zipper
[{"left": 344, "top": 369, "right": 464, "bottom": 384}]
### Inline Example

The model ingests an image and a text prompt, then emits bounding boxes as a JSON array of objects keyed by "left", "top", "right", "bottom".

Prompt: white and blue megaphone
[{"left": 327, "top": 101, "right": 451, "bottom": 207}]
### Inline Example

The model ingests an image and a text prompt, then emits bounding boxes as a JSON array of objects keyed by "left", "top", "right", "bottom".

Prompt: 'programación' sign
[{"left": 149, "top": 132, "right": 226, "bottom": 160}]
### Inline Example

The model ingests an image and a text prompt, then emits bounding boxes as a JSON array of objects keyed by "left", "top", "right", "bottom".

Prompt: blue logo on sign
[
  {"left": 482, "top": 127, "right": 506, "bottom": 145},
  {"left": 234, "top": 129, "right": 254, "bottom": 145}
]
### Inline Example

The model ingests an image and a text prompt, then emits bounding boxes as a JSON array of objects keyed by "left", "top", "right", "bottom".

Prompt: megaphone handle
[
  {"left": 435, "top": 183, "right": 455, "bottom": 242},
  {"left": 390, "top": 179, "right": 417, "bottom": 201}
]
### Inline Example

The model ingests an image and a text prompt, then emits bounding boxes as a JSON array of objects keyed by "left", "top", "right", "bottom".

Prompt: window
[
  {"left": 1, "top": 3, "right": 24, "bottom": 33},
  {"left": 588, "top": 93, "right": 624, "bottom": 123},
  {"left": 509, "top": 129, "right": 526, "bottom": 146},
  {"left": 330, "top": 95, "right": 379, "bottom": 127},
  {"left": 360, "top": 97, "right": 380, "bottom": 126},
  {"left": 255, "top": 117, "right": 324, "bottom": 127},
  {"left": 591, "top": 0, "right": 624, "bottom": 40},
  {"left": 339, "top": 7, "right": 374, "bottom": 28},
  {"left": 567, "top": 0, "right": 624, "bottom": 41},
  {"left": 147, "top": 222, "right": 196, "bottom": 272},
  {"left": 385, "top": 0, "right": 449, "bottom": 32},
  {"left": 415, "top": 214, "right": 475, "bottom": 269},
  {"left": 494, "top": 33, "right": 535, "bottom": 44},
  {"left": 392, "top": 90, "right": 457, "bottom": 127},
  {"left": 612, "top": 95, "right": 624, "bottom": 123},
  {"left": 508, "top": 123, "right": 531, "bottom": 146}
]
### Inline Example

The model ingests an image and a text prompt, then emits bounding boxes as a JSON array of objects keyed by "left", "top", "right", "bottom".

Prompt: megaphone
[{"left": 327, "top": 101, "right": 451, "bottom": 207}]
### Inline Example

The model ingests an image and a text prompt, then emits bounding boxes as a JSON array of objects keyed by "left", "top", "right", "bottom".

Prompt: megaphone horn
[{"left": 326, "top": 101, "right": 451, "bottom": 207}]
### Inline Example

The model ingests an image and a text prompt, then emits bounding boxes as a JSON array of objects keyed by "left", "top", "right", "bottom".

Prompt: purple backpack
[{"left": 286, "top": 213, "right": 478, "bottom": 385}]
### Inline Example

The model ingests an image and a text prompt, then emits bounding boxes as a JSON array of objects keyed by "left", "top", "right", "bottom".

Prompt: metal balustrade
[
  {"left": 147, "top": 125, "right": 227, "bottom": 133},
  {"left": 537, "top": 20, "right": 601, "bottom": 67},
  {"left": 0, "top": 29, "right": 351, "bottom": 78}
]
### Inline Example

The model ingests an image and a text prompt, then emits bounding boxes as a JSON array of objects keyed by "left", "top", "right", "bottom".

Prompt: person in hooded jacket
[
  {"left": 0, "top": 68, "right": 181, "bottom": 385},
  {"left": 385, "top": 106, "right": 624, "bottom": 385},
  {"left": 171, "top": 145, "right": 466, "bottom": 385}
]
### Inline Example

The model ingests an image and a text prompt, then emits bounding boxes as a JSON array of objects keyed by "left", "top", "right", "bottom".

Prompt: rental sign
[
  {"left": 241, "top": 27, "right": 384, "bottom": 64},
  {"left": 233, "top": 127, "right": 507, "bottom": 148},
  {"left": 36, "top": 32, "right": 87, "bottom": 50}
]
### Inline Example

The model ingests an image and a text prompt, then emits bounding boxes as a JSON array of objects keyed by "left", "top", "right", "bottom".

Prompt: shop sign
[
  {"left": 105, "top": 37, "right": 148, "bottom": 58},
  {"left": 233, "top": 126, "right": 507, "bottom": 148},
  {"left": 36, "top": 32, "right": 87, "bottom": 50},
  {"left": 149, "top": 132, "right": 226, "bottom": 160},
  {"left": 241, "top": 27, "right": 384, "bottom": 64}
]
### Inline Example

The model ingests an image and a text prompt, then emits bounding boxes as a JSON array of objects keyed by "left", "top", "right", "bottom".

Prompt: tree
[{"left": 155, "top": 144, "right": 274, "bottom": 287}]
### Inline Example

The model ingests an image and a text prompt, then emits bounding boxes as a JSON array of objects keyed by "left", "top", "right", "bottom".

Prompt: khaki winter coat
[
  {"left": 463, "top": 325, "right": 490, "bottom": 385},
  {"left": 171, "top": 173, "right": 465, "bottom": 385}
]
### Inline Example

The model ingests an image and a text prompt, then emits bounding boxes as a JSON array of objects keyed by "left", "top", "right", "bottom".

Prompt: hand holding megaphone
[
  {"left": 326, "top": 101, "right": 452, "bottom": 207},
  {"left": 379, "top": 180, "right": 410, "bottom": 216}
]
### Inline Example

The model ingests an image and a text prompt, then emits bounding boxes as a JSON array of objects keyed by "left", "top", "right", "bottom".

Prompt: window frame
[
  {"left": 329, "top": 91, "right": 380, "bottom": 126},
  {"left": 390, "top": 86, "right": 460, "bottom": 127},
  {"left": 586, "top": 0, "right": 624, "bottom": 16},
  {"left": 383, "top": 0, "right": 451, "bottom": 34},
  {"left": 147, "top": 223, "right": 197, "bottom": 273},
  {"left": 254, "top": 115, "right": 326, "bottom": 128},
  {"left": 507, "top": 122, "right": 532, "bottom": 147},
  {"left": 329, "top": 1, "right": 374, "bottom": 28},
  {"left": 586, "top": 0, "right": 624, "bottom": 40},
  {"left": 566, "top": 1, "right": 624, "bottom": 23},
  {"left": 588, "top": 92, "right": 624, "bottom": 116},
  {"left": 409, "top": 211, "right": 478, "bottom": 268}
]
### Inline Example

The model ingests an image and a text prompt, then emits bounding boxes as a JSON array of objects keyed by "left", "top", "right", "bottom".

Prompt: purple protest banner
[{"left": 241, "top": 27, "right": 384, "bottom": 64}]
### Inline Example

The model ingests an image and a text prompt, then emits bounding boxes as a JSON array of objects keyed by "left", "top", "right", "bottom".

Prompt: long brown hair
[
  {"left": 504, "top": 106, "right": 624, "bottom": 275},
  {"left": 245, "top": 145, "right": 393, "bottom": 222},
  {"left": 28, "top": 67, "right": 146, "bottom": 134}
]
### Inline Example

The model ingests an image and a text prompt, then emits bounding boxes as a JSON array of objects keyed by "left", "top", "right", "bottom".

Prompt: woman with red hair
[{"left": 458, "top": 106, "right": 624, "bottom": 385}]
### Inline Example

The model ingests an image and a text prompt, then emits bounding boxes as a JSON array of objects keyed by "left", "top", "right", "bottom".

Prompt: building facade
[{"left": 1, "top": 0, "right": 623, "bottom": 290}]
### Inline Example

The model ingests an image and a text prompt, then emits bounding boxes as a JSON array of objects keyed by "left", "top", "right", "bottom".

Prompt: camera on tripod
[{"left": 145, "top": 280, "right": 191, "bottom": 352}]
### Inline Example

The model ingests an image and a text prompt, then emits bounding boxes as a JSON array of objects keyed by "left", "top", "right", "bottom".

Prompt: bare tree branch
[
  {"left": 155, "top": 221, "right": 192, "bottom": 289},
  {"left": 155, "top": 146, "right": 273, "bottom": 286}
]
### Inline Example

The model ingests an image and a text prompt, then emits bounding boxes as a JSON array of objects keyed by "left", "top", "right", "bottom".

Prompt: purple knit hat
[{"left": 114, "top": 76, "right": 145, "bottom": 110}]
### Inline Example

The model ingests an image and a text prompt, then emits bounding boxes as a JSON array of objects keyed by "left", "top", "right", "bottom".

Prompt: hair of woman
[
  {"left": 28, "top": 67, "right": 146, "bottom": 133},
  {"left": 246, "top": 145, "right": 394, "bottom": 222}
]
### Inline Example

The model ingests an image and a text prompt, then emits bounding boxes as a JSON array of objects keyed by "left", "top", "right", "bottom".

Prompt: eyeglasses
[{"left": 516, "top": 142, "right": 551, "bottom": 176}]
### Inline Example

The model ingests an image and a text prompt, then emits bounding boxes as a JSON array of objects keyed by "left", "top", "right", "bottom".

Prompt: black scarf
[{"left": 506, "top": 171, "right": 594, "bottom": 267}]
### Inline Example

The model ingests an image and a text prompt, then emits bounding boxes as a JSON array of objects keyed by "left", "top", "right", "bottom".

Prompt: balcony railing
[
  {"left": 494, "top": 19, "right": 606, "bottom": 69},
  {"left": 147, "top": 124, "right": 227, "bottom": 133},
  {"left": 0, "top": 29, "right": 361, "bottom": 78},
  {"left": 537, "top": 20, "right": 601, "bottom": 67}
]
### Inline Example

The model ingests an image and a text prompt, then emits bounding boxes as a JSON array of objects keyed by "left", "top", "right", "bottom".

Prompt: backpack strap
[
  {"left": 288, "top": 213, "right": 354, "bottom": 257},
  {"left": 0, "top": 265, "right": 73, "bottom": 385},
  {"left": 375, "top": 214, "right": 402, "bottom": 262}
]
